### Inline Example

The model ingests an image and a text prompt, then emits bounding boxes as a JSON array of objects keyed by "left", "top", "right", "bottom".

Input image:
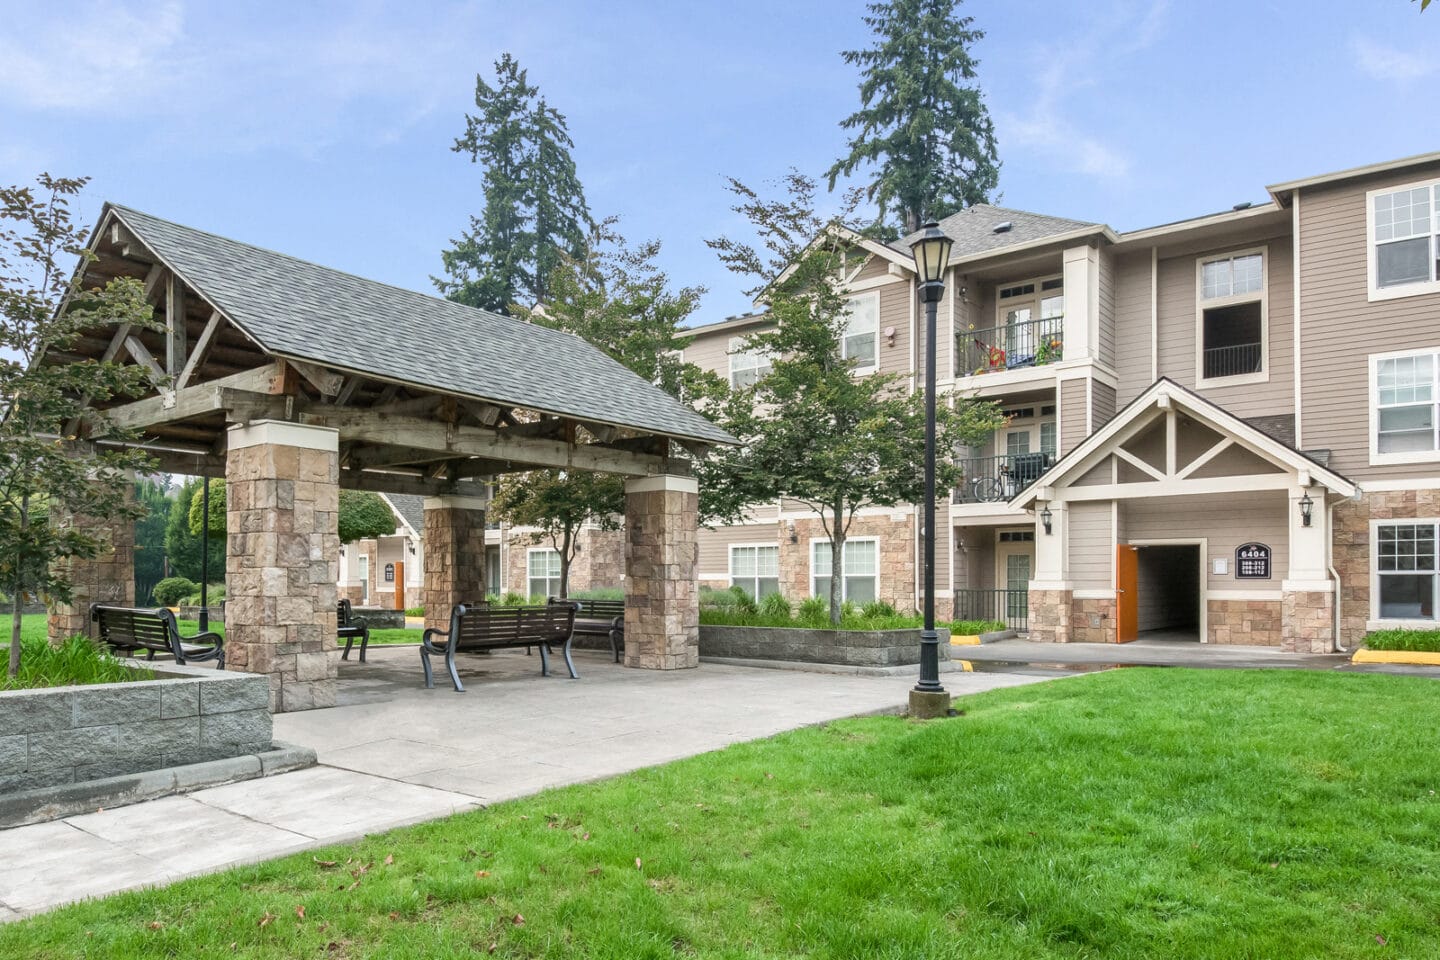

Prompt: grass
[
  {"left": 0, "top": 633, "right": 153, "bottom": 690},
  {"left": 1364, "top": 629, "right": 1440, "bottom": 653},
  {"left": 10, "top": 613, "right": 424, "bottom": 651},
  {"left": 4, "top": 669, "right": 1440, "bottom": 957}
]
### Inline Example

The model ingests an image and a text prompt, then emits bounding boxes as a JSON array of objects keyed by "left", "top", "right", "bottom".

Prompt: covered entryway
[{"left": 1130, "top": 542, "right": 1202, "bottom": 642}]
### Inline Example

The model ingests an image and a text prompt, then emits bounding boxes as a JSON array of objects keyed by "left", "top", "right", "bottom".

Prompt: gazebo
[{"left": 49, "top": 204, "right": 733, "bottom": 711}]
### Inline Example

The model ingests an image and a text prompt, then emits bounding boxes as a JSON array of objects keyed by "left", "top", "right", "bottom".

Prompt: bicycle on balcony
[{"left": 965, "top": 452, "right": 1054, "bottom": 504}]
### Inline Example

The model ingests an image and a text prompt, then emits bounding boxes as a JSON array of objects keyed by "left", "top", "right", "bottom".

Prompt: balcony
[
  {"left": 1202, "top": 342, "right": 1262, "bottom": 380},
  {"left": 953, "top": 452, "right": 1055, "bottom": 504},
  {"left": 958, "top": 316, "right": 1064, "bottom": 377}
]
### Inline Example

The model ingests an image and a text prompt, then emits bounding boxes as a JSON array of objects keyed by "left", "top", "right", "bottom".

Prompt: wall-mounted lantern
[
  {"left": 1299, "top": 491, "right": 1314, "bottom": 528},
  {"left": 1040, "top": 504, "right": 1054, "bottom": 535}
]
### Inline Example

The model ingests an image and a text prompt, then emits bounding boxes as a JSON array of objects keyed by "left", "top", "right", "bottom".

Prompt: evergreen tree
[
  {"left": 164, "top": 478, "right": 224, "bottom": 584},
  {"left": 133, "top": 478, "right": 171, "bottom": 602},
  {"left": 437, "top": 54, "right": 592, "bottom": 314},
  {"left": 827, "top": 0, "right": 1000, "bottom": 235}
]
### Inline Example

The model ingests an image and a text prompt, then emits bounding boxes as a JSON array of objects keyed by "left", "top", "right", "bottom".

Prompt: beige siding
[
  {"left": 1123, "top": 492, "right": 1288, "bottom": 592},
  {"left": 1092, "top": 381, "right": 1117, "bottom": 431},
  {"left": 684, "top": 321, "right": 772, "bottom": 380},
  {"left": 1112, "top": 249, "right": 1154, "bottom": 404},
  {"left": 954, "top": 526, "right": 996, "bottom": 590},
  {"left": 1297, "top": 160, "right": 1440, "bottom": 480},
  {"left": 1060, "top": 378, "right": 1088, "bottom": 453},
  {"left": 1097, "top": 248, "right": 1117, "bottom": 368},
  {"left": 876, "top": 279, "right": 913, "bottom": 377},
  {"left": 698, "top": 523, "right": 779, "bottom": 577},
  {"left": 1068, "top": 501, "right": 1113, "bottom": 590},
  {"left": 850, "top": 253, "right": 895, "bottom": 284}
]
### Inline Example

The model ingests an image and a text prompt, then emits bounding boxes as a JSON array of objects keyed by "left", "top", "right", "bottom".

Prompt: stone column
[
  {"left": 1281, "top": 483, "right": 1335, "bottom": 653},
  {"left": 225, "top": 421, "right": 339, "bottom": 713},
  {"left": 422, "top": 495, "right": 489, "bottom": 635},
  {"left": 47, "top": 483, "right": 136, "bottom": 642},
  {"left": 623, "top": 474, "right": 699, "bottom": 669}
]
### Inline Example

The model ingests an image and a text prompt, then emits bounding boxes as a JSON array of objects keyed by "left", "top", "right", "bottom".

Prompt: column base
[{"left": 908, "top": 689, "right": 952, "bottom": 719}]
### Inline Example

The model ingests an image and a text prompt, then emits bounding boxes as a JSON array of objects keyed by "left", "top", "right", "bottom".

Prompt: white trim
[
  {"left": 1127, "top": 536, "right": 1209, "bottom": 643},
  {"left": 423, "top": 495, "right": 491, "bottom": 512},
  {"left": 841, "top": 290, "right": 881, "bottom": 374},
  {"left": 1117, "top": 202, "right": 1286, "bottom": 245},
  {"left": 845, "top": 273, "right": 906, "bottom": 292},
  {"left": 1292, "top": 194, "right": 1303, "bottom": 448},
  {"left": 1149, "top": 246, "right": 1159, "bottom": 381},
  {"left": 625, "top": 475, "right": 699, "bottom": 494},
  {"left": 1365, "top": 177, "right": 1440, "bottom": 302},
  {"left": 1268, "top": 150, "right": 1440, "bottom": 201},
  {"left": 1073, "top": 588, "right": 1115, "bottom": 600},
  {"left": 1194, "top": 245, "right": 1269, "bottom": 388},
  {"left": 1369, "top": 517, "right": 1440, "bottom": 626},
  {"left": 808, "top": 535, "right": 880, "bottom": 603},
  {"left": 1367, "top": 347, "right": 1440, "bottom": 466},
  {"left": 1358, "top": 477, "right": 1440, "bottom": 492},
  {"left": 726, "top": 336, "right": 771, "bottom": 389},
  {"left": 1210, "top": 589, "right": 1283, "bottom": 601},
  {"left": 728, "top": 542, "right": 781, "bottom": 598},
  {"left": 227, "top": 420, "right": 338, "bottom": 453},
  {"left": 778, "top": 503, "right": 913, "bottom": 521},
  {"left": 525, "top": 546, "right": 563, "bottom": 599}
]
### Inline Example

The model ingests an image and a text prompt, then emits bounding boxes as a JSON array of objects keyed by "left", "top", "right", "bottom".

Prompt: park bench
[
  {"left": 551, "top": 596, "right": 625, "bottom": 663},
  {"left": 91, "top": 605, "right": 225, "bottom": 668},
  {"left": 420, "top": 602, "right": 578, "bottom": 692},
  {"left": 337, "top": 598, "right": 371, "bottom": 662}
]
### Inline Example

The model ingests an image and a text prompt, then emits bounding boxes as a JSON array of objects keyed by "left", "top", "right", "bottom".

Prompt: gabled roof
[
  {"left": 381, "top": 493, "right": 425, "bottom": 537},
  {"left": 895, "top": 204, "right": 1107, "bottom": 262},
  {"left": 105, "top": 204, "right": 734, "bottom": 446},
  {"left": 1010, "top": 378, "right": 1355, "bottom": 507}
]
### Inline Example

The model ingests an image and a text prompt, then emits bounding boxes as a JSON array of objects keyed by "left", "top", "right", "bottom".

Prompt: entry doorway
[
  {"left": 1119, "top": 539, "right": 1207, "bottom": 643},
  {"left": 994, "top": 532, "right": 1034, "bottom": 629}
]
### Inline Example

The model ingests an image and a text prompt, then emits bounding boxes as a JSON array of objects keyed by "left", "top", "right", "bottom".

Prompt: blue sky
[{"left": 1, "top": 0, "right": 1435, "bottom": 327}]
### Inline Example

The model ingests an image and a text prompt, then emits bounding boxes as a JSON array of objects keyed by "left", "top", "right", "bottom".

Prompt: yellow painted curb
[
  {"left": 955, "top": 659, "right": 973, "bottom": 672},
  {"left": 950, "top": 635, "right": 982, "bottom": 646},
  {"left": 1352, "top": 648, "right": 1440, "bottom": 666}
]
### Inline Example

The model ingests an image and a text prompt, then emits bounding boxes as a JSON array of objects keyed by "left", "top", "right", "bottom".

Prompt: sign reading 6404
[{"left": 1235, "top": 542, "right": 1271, "bottom": 580}]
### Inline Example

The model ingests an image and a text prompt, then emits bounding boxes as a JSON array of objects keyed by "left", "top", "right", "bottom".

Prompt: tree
[
  {"left": 133, "top": 478, "right": 172, "bottom": 602},
  {"left": 1, "top": 174, "right": 159, "bottom": 676},
  {"left": 436, "top": 53, "right": 592, "bottom": 314},
  {"left": 165, "top": 478, "right": 225, "bottom": 583},
  {"left": 491, "top": 470, "right": 622, "bottom": 599},
  {"left": 187, "top": 479, "right": 395, "bottom": 544},
  {"left": 707, "top": 172, "right": 1005, "bottom": 624},
  {"left": 827, "top": 0, "right": 1000, "bottom": 236}
]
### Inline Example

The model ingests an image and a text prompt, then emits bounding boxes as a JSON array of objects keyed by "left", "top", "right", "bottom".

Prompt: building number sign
[
  {"left": 384, "top": 563, "right": 395, "bottom": 583},
  {"left": 1234, "top": 543, "right": 1271, "bottom": 580}
]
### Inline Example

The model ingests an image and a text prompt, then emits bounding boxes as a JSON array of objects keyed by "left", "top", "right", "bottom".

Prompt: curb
[
  {"left": 0, "top": 741, "right": 317, "bottom": 829},
  {"left": 1351, "top": 648, "right": 1440, "bottom": 666}
]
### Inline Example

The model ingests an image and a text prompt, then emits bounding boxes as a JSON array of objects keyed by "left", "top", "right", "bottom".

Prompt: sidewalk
[{"left": 0, "top": 648, "right": 1057, "bottom": 921}]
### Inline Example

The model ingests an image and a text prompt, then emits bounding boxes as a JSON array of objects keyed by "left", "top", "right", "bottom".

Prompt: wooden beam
[
  {"left": 335, "top": 376, "right": 362, "bottom": 406},
  {"left": 123, "top": 335, "right": 168, "bottom": 387},
  {"left": 141, "top": 263, "right": 166, "bottom": 302},
  {"left": 165, "top": 274, "right": 186, "bottom": 375},
  {"left": 285, "top": 358, "right": 344, "bottom": 397},
  {"left": 176, "top": 310, "right": 223, "bottom": 389},
  {"left": 94, "top": 364, "right": 286, "bottom": 433},
  {"left": 458, "top": 400, "right": 503, "bottom": 426},
  {"left": 338, "top": 469, "right": 489, "bottom": 498}
]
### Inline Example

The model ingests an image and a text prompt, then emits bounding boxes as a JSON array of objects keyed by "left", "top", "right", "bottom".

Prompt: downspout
[{"left": 1327, "top": 498, "right": 1347, "bottom": 653}]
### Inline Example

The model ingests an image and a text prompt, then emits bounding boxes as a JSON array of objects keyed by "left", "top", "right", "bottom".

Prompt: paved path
[{"left": 0, "top": 648, "right": 1055, "bottom": 921}]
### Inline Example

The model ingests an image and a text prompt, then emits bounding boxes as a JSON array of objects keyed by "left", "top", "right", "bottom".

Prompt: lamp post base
[{"left": 908, "top": 689, "right": 952, "bottom": 719}]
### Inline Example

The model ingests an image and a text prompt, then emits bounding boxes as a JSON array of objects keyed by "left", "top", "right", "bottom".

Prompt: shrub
[
  {"left": 404, "top": 606, "right": 425, "bottom": 617},
  {"left": 1363, "top": 629, "right": 1440, "bottom": 653},
  {"left": 152, "top": 577, "right": 197, "bottom": 606},
  {"left": 181, "top": 584, "right": 225, "bottom": 607},
  {"left": 728, "top": 585, "right": 759, "bottom": 614},
  {"left": 499, "top": 591, "right": 528, "bottom": 607},
  {"left": 0, "top": 634, "right": 153, "bottom": 690},
  {"left": 759, "top": 592, "right": 791, "bottom": 619},
  {"left": 700, "top": 586, "right": 738, "bottom": 610},
  {"left": 570, "top": 587, "right": 624, "bottom": 601},
  {"left": 796, "top": 596, "right": 828, "bottom": 623},
  {"left": 951, "top": 619, "right": 1007, "bottom": 636},
  {"left": 861, "top": 600, "right": 898, "bottom": 619}
]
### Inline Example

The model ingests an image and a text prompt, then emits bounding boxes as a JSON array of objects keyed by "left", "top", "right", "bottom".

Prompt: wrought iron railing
[
  {"left": 954, "top": 588, "right": 1029, "bottom": 633},
  {"left": 953, "top": 452, "right": 1055, "bottom": 504},
  {"left": 958, "top": 316, "right": 1064, "bottom": 376},
  {"left": 1202, "top": 342, "right": 1262, "bottom": 379}
]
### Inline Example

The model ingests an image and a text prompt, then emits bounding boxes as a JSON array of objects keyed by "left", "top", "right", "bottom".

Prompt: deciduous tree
[{"left": 188, "top": 479, "right": 395, "bottom": 543}]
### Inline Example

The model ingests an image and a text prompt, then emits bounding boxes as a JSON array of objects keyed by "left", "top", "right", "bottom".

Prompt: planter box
[
  {"left": 950, "top": 629, "right": 1015, "bottom": 646},
  {"left": 699, "top": 624, "right": 950, "bottom": 667},
  {"left": 1351, "top": 647, "right": 1440, "bottom": 666},
  {"left": 0, "top": 661, "right": 272, "bottom": 795},
  {"left": 352, "top": 606, "right": 406, "bottom": 629}
]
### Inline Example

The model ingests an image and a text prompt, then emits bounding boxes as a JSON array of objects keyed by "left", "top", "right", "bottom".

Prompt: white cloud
[{"left": 1353, "top": 37, "right": 1436, "bottom": 82}]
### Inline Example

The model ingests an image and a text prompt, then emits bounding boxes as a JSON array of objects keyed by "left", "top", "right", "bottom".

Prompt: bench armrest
[{"left": 420, "top": 627, "right": 450, "bottom": 653}]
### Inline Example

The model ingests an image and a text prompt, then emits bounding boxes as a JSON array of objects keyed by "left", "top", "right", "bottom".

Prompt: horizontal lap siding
[
  {"left": 1060, "top": 379, "right": 1088, "bottom": 453},
  {"left": 1123, "top": 492, "right": 1288, "bottom": 591},
  {"left": 698, "top": 523, "right": 780, "bottom": 576},
  {"left": 1068, "top": 501, "right": 1113, "bottom": 590},
  {"left": 1098, "top": 248, "right": 1117, "bottom": 369},
  {"left": 877, "top": 279, "right": 913, "bottom": 378},
  {"left": 1298, "top": 162, "right": 1440, "bottom": 481},
  {"left": 1112, "top": 250, "right": 1154, "bottom": 404},
  {"left": 684, "top": 322, "right": 771, "bottom": 380},
  {"left": 1092, "top": 381, "right": 1117, "bottom": 431}
]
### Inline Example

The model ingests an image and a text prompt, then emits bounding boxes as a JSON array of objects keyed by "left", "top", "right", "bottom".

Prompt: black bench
[
  {"left": 551, "top": 596, "right": 625, "bottom": 663},
  {"left": 337, "top": 598, "right": 371, "bottom": 662},
  {"left": 420, "top": 602, "right": 578, "bottom": 692},
  {"left": 91, "top": 605, "right": 225, "bottom": 668}
]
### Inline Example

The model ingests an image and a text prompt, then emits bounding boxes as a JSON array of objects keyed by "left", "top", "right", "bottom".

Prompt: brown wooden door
[{"left": 1116, "top": 545, "right": 1138, "bottom": 643}]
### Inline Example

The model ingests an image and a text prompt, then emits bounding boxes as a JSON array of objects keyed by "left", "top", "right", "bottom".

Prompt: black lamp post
[
  {"left": 198, "top": 477, "right": 210, "bottom": 631},
  {"left": 908, "top": 222, "right": 953, "bottom": 717}
]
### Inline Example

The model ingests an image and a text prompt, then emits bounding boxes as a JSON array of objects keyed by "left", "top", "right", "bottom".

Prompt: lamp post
[
  {"left": 198, "top": 477, "right": 210, "bottom": 631},
  {"left": 908, "top": 222, "right": 954, "bottom": 719}
]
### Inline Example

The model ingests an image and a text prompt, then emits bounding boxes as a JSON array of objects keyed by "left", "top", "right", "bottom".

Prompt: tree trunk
[
  {"left": 558, "top": 528, "right": 573, "bottom": 599},
  {"left": 9, "top": 493, "right": 29, "bottom": 677},
  {"left": 828, "top": 499, "right": 845, "bottom": 626}
]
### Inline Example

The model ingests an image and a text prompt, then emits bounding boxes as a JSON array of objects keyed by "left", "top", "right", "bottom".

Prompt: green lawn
[
  {"left": 10, "top": 613, "right": 422, "bottom": 648},
  {"left": 4, "top": 669, "right": 1439, "bottom": 958}
]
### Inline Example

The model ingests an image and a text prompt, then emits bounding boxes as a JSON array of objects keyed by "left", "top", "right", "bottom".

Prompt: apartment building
[{"left": 680, "top": 150, "right": 1440, "bottom": 652}]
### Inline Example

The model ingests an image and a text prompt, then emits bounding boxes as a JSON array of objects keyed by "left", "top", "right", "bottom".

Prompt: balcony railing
[
  {"left": 954, "top": 588, "right": 1029, "bottom": 633},
  {"left": 1202, "top": 342, "right": 1262, "bottom": 379},
  {"left": 953, "top": 452, "right": 1055, "bottom": 504},
  {"left": 958, "top": 316, "right": 1064, "bottom": 376}
]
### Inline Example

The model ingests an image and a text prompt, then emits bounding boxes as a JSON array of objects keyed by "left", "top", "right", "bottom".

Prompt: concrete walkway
[{"left": 0, "top": 647, "right": 1055, "bottom": 921}]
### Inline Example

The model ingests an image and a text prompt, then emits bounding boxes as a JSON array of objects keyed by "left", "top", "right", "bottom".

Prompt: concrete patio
[{"left": 0, "top": 647, "right": 1058, "bottom": 920}]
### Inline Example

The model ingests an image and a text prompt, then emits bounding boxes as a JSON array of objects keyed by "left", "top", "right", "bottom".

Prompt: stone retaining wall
[
  {"left": 0, "top": 663, "right": 272, "bottom": 794},
  {"left": 699, "top": 624, "right": 949, "bottom": 667}
]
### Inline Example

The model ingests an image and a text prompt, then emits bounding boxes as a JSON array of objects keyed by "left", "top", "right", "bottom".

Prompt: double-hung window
[
  {"left": 729, "top": 337, "right": 771, "bottom": 388},
  {"left": 1375, "top": 522, "right": 1438, "bottom": 621},
  {"left": 841, "top": 293, "right": 879, "bottom": 371},
  {"left": 1196, "top": 249, "right": 1266, "bottom": 383},
  {"left": 812, "top": 538, "right": 878, "bottom": 604},
  {"left": 729, "top": 545, "right": 780, "bottom": 599},
  {"left": 1371, "top": 349, "right": 1440, "bottom": 463},
  {"left": 527, "top": 548, "right": 562, "bottom": 600},
  {"left": 1369, "top": 179, "right": 1440, "bottom": 300}
]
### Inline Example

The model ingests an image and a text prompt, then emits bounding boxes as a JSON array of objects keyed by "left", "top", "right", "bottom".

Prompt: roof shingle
[{"left": 895, "top": 204, "right": 1101, "bottom": 261}]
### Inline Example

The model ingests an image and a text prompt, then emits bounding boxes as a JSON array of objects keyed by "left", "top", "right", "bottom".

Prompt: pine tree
[
  {"left": 437, "top": 54, "right": 592, "bottom": 314},
  {"left": 827, "top": 0, "right": 1000, "bottom": 236}
]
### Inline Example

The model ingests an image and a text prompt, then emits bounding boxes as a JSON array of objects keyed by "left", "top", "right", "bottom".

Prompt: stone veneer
[
  {"left": 623, "top": 476, "right": 698, "bottom": 669},
  {"left": 1208, "top": 598, "right": 1283, "bottom": 646},
  {"left": 781, "top": 514, "right": 917, "bottom": 611},
  {"left": 1281, "top": 590, "right": 1335, "bottom": 653},
  {"left": 225, "top": 422, "right": 339, "bottom": 713},
  {"left": 505, "top": 526, "right": 626, "bottom": 598},
  {"left": 1070, "top": 596, "right": 1115, "bottom": 643},
  {"left": 422, "top": 497, "right": 488, "bottom": 635},
  {"left": 1028, "top": 589, "right": 1071, "bottom": 642},
  {"left": 1332, "top": 488, "right": 1440, "bottom": 649},
  {"left": 47, "top": 486, "right": 136, "bottom": 642}
]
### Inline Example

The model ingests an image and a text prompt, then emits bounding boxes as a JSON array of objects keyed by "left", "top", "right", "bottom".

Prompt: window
[
  {"left": 1371, "top": 349, "right": 1440, "bottom": 463},
  {"left": 841, "top": 293, "right": 879, "bottom": 370},
  {"left": 1196, "top": 249, "right": 1266, "bottom": 383},
  {"left": 1369, "top": 179, "right": 1440, "bottom": 299},
  {"left": 729, "top": 337, "right": 771, "bottom": 388},
  {"left": 993, "top": 277, "right": 1064, "bottom": 369},
  {"left": 486, "top": 545, "right": 501, "bottom": 597},
  {"left": 527, "top": 548, "right": 562, "bottom": 600},
  {"left": 812, "top": 539, "right": 878, "bottom": 604},
  {"left": 1376, "top": 522, "right": 1438, "bottom": 621},
  {"left": 1039, "top": 421, "right": 1057, "bottom": 456},
  {"left": 729, "top": 545, "right": 780, "bottom": 600}
]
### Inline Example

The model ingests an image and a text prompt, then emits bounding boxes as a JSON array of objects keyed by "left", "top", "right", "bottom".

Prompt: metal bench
[
  {"left": 91, "top": 605, "right": 225, "bottom": 668},
  {"left": 551, "top": 596, "right": 625, "bottom": 663},
  {"left": 420, "top": 602, "right": 578, "bottom": 692},
  {"left": 337, "top": 598, "right": 371, "bottom": 662}
]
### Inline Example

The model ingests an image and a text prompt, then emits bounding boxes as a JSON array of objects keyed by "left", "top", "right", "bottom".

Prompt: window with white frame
[
  {"left": 728, "top": 337, "right": 771, "bottom": 388},
  {"left": 1039, "top": 421, "right": 1057, "bottom": 456},
  {"left": 812, "top": 538, "right": 878, "bottom": 603},
  {"left": 729, "top": 545, "right": 780, "bottom": 599},
  {"left": 841, "top": 293, "right": 879, "bottom": 370},
  {"left": 1375, "top": 522, "right": 1438, "bottom": 620},
  {"left": 1370, "top": 179, "right": 1440, "bottom": 298},
  {"left": 1196, "top": 250, "right": 1265, "bottom": 382},
  {"left": 527, "top": 548, "right": 562, "bottom": 600},
  {"left": 1371, "top": 350, "right": 1440, "bottom": 462}
]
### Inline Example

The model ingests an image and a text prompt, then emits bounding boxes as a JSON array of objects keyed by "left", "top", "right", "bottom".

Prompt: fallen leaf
[
  {"left": 587, "top": 867, "right": 603, "bottom": 875},
  {"left": 384, "top": 854, "right": 394, "bottom": 866},
  {"left": 1377, "top": 934, "right": 1389, "bottom": 946},
  {"left": 258, "top": 912, "right": 276, "bottom": 928},
  {"left": 475, "top": 870, "right": 491, "bottom": 878},
  {"left": 346, "top": 880, "right": 361, "bottom": 892},
  {"left": 317, "top": 922, "right": 329, "bottom": 933},
  {"left": 147, "top": 921, "right": 164, "bottom": 930},
  {"left": 764, "top": 773, "right": 774, "bottom": 780},
  {"left": 388, "top": 912, "right": 400, "bottom": 921},
  {"left": 487, "top": 943, "right": 498, "bottom": 954},
  {"left": 1269, "top": 862, "right": 1279, "bottom": 869},
  {"left": 582, "top": 832, "right": 590, "bottom": 841},
  {"left": 295, "top": 905, "right": 306, "bottom": 920},
  {"left": 512, "top": 913, "right": 526, "bottom": 926},
  {"left": 635, "top": 857, "right": 643, "bottom": 870},
  {"left": 519, "top": 815, "right": 530, "bottom": 821},
  {"left": 313, "top": 857, "right": 339, "bottom": 869}
]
